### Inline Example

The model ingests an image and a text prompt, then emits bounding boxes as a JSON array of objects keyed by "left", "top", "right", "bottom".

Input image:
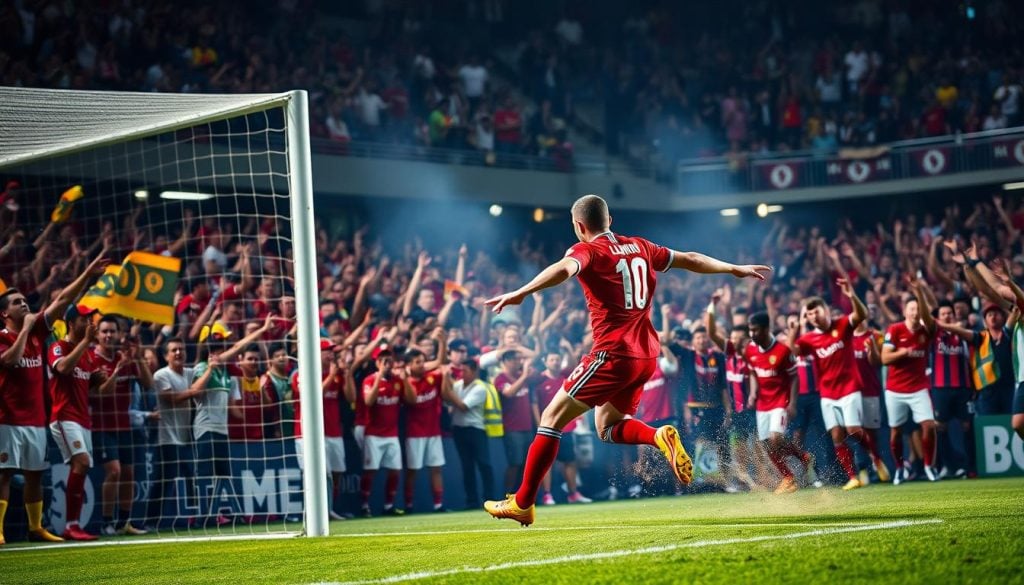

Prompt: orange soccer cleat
[
  {"left": 484, "top": 494, "right": 535, "bottom": 527},
  {"left": 654, "top": 425, "right": 693, "bottom": 485},
  {"left": 27, "top": 528, "right": 64, "bottom": 543},
  {"left": 774, "top": 476, "right": 799, "bottom": 494}
]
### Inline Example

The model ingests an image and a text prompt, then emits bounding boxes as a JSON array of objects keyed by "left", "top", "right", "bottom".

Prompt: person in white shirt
[
  {"left": 449, "top": 359, "right": 494, "bottom": 509},
  {"left": 994, "top": 74, "right": 1022, "bottom": 124},
  {"left": 983, "top": 104, "right": 1008, "bottom": 131},
  {"left": 458, "top": 56, "right": 488, "bottom": 113},
  {"left": 356, "top": 82, "right": 388, "bottom": 129},
  {"left": 145, "top": 338, "right": 196, "bottom": 529},
  {"left": 844, "top": 41, "right": 869, "bottom": 93}
]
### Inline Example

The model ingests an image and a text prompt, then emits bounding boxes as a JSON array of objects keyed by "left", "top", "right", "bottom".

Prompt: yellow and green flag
[{"left": 80, "top": 252, "right": 181, "bottom": 325}]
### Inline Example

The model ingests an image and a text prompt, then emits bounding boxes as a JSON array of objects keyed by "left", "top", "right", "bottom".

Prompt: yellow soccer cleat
[
  {"left": 27, "top": 528, "right": 64, "bottom": 543},
  {"left": 873, "top": 457, "right": 891, "bottom": 484},
  {"left": 774, "top": 476, "right": 799, "bottom": 494},
  {"left": 654, "top": 425, "right": 693, "bottom": 485},
  {"left": 841, "top": 478, "right": 863, "bottom": 491},
  {"left": 484, "top": 494, "right": 535, "bottom": 527}
]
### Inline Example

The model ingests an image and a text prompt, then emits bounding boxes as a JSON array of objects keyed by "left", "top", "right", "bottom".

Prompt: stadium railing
[{"left": 676, "top": 126, "right": 1024, "bottom": 196}]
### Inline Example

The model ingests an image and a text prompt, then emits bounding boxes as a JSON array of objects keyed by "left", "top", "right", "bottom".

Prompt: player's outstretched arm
[
  {"left": 486, "top": 257, "right": 579, "bottom": 314},
  {"left": 669, "top": 250, "right": 771, "bottom": 280}
]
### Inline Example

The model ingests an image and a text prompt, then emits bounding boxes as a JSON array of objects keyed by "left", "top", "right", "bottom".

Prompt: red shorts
[{"left": 563, "top": 352, "right": 658, "bottom": 415}]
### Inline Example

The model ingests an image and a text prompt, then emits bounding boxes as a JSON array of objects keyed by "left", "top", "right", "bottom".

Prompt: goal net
[{"left": 0, "top": 87, "right": 327, "bottom": 539}]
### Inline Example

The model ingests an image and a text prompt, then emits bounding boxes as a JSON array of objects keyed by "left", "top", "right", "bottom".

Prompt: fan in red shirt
[
  {"left": 359, "top": 349, "right": 409, "bottom": 517},
  {"left": 90, "top": 316, "right": 154, "bottom": 536},
  {"left": 881, "top": 284, "right": 938, "bottom": 483},
  {"left": 402, "top": 349, "right": 454, "bottom": 513},
  {"left": 852, "top": 320, "right": 885, "bottom": 483},
  {"left": 48, "top": 305, "right": 104, "bottom": 541},
  {"left": 494, "top": 349, "right": 534, "bottom": 493},
  {"left": 0, "top": 253, "right": 108, "bottom": 545},
  {"left": 788, "top": 277, "right": 888, "bottom": 491},
  {"left": 483, "top": 194, "right": 770, "bottom": 526},
  {"left": 745, "top": 312, "right": 815, "bottom": 494}
]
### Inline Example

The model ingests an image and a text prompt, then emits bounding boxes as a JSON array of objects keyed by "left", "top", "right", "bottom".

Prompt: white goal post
[{"left": 0, "top": 87, "right": 328, "bottom": 538}]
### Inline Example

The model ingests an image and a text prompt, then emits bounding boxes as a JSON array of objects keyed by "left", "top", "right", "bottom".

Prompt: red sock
[
  {"left": 890, "top": 434, "right": 904, "bottom": 468},
  {"left": 385, "top": 472, "right": 399, "bottom": 507},
  {"left": 857, "top": 429, "right": 882, "bottom": 460},
  {"left": 432, "top": 488, "right": 443, "bottom": 508},
  {"left": 514, "top": 428, "right": 562, "bottom": 508},
  {"left": 359, "top": 472, "right": 373, "bottom": 506},
  {"left": 66, "top": 470, "right": 86, "bottom": 526},
  {"left": 768, "top": 450, "right": 794, "bottom": 478},
  {"left": 834, "top": 443, "right": 856, "bottom": 479},
  {"left": 608, "top": 419, "right": 658, "bottom": 445},
  {"left": 922, "top": 430, "right": 935, "bottom": 467}
]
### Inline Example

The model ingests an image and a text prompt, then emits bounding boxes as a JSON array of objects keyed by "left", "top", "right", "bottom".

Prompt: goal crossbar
[{"left": 0, "top": 87, "right": 292, "bottom": 169}]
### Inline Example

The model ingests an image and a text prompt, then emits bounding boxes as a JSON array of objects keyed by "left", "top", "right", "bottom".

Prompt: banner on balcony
[
  {"left": 910, "top": 147, "right": 954, "bottom": 176},
  {"left": 754, "top": 160, "right": 805, "bottom": 190},
  {"left": 825, "top": 156, "right": 893, "bottom": 185},
  {"left": 992, "top": 139, "right": 1024, "bottom": 167}
]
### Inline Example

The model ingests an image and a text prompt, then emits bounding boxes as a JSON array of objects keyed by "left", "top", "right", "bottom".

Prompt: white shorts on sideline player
[
  {"left": 405, "top": 435, "right": 445, "bottom": 470},
  {"left": 885, "top": 388, "right": 934, "bottom": 427},
  {"left": 353, "top": 425, "right": 366, "bottom": 451},
  {"left": 295, "top": 437, "right": 345, "bottom": 472},
  {"left": 0, "top": 424, "right": 49, "bottom": 471},
  {"left": 861, "top": 396, "right": 882, "bottom": 430},
  {"left": 756, "top": 408, "right": 788, "bottom": 441},
  {"left": 49, "top": 420, "right": 93, "bottom": 466},
  {"left": 363, "top": 435, "right": 402, "bottom": 470},
  {"left": 820, "top": 391, "right": 863, "bottom": 430}
]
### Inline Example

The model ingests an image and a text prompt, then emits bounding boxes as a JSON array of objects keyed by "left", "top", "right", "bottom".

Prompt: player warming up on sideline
[{"left": 483, "top": 194, "right": 770, "bottom": 526}]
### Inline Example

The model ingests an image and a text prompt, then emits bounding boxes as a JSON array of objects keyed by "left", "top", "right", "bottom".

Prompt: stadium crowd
[
  {"left": 2, "top": 178, "right": 1024, "bottom": 543},
  {"left": 2, "top": 0, "right": 1023, "bottom": 171}
]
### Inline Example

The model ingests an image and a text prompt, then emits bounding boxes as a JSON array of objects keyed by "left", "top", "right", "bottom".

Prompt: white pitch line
[
  {"left": 329, "top": 521, "right": 884, "bottom": 538},
  {"left": 0, "top": 531, "right": 301, "bottom": 552},
  {"left": 323, "top": 519, "right": 943, "bottom": 585}
]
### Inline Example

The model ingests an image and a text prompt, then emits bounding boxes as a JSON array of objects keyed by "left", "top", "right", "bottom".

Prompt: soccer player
[
  {"left": 90, "top": 315, "right": 154, "bottom": 535},
  {"left": 706, "top": 306, "right": 758, "bottom": 490},
  {"left": 0, "top": 253, "right": 107, "bottom": 545},
  {"left": 146, "top": 337, "right": 198, "bottom": 530},
  {"left": 48, "top": 305, "right": 102, "bottom": 540},
  {"left": 788, "top": 279, "right": 888, "bottom": 491},
  {"left": 746, "top": 312, "right": 815, "bottom": 493},
  {"left": 852, "top": 318, "right": 884, "bottom": 482},
  {"left": 360, "top": 348, "right": 408, "bottom": 516},
  {"left": 930, "top": 300, "right": 975, "bottom": 475},
  {"left": 484, "top": 194, "right": 769, "bottom": 525},
  {"left": 402, "top": 348, "right": 452, "bottom": 513},
  {"left": 881, "top": 284, "right": 939, "bottom": 482}
]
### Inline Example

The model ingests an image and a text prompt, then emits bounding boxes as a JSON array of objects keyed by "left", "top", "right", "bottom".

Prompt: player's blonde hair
[{"left": 571, "top": 194, "right": 610, "bottom": 232}]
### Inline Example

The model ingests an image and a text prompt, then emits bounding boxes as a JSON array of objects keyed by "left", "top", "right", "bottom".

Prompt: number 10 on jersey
[{"left": 616, "top": 258, "right": 649, "bottom": 309}]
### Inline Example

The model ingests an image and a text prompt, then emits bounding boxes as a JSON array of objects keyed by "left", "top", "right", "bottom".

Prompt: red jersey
[
  {"left": 794, "top": 316, "right": 860, "bottom": 400},
  {"left": 796, "top": 354, "right": 816, "bottom": 395},
  {"left": 89, "top": 348, "right": 139, "bottom": 432},
  {"left": 48, "top": 340, "right": 96, "bottom": 427},
  {"left": 884, "top": 322, "right": 934, "bottom": 393},
  {"left": 323, "top": 373, "right": 345, "bottom": 438},
  {"left": 531, "top": 370, "right": 576, "bottom": 431},
  {"left": 495, "top": 371, "right": 533, "bottom": 432},
  {"left": 363, "top": 372, "right": 403, "bottom": 437},
  {"left": 0, "top": 318, "right": 50, "bottom": 427},
  {"left": 406, "top": 370, "right": 443, "bottom": 438},
  {"left": 725, "top": 341, "right": 751, "bottom": 413},
  {"left": 931, "top": 330, "right": 971, "bottom": 389},
  {"left": 565, "top": 233, "right": 673, "bottom": 359},
  {"left": 638, "top": 364, "right": 674, "bottom": 423},
  {"left": 229, "top": 375, "right": 272, "bottom": 441},
  {"left": 692, "top": 350, "right": 726, "bottom": 406},
  {"left": 852, "top": 331, "right": 882, "bottom": 398},
  {"left": 745, "top": 339, "right": 797, "bottom": 411}
]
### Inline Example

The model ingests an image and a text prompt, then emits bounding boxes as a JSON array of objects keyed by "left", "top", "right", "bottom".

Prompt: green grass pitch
[{"left": 4, "top": 477, "right": 1022, "bottom": 584}]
